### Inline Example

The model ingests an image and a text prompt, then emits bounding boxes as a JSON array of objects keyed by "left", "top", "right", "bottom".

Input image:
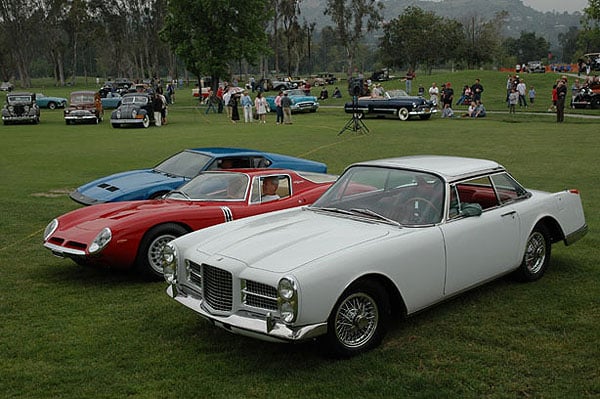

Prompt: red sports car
[{"left": 43, "top": 169, "right": 337, "bottom": 279}]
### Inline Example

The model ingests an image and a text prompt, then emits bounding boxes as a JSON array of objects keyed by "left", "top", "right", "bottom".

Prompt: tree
[
  {"left": 459, "top": 11, "right": 505, "bottom": 68},
  {"left": 579, "top": 0, "right": 600, "bottom": 53},
  {"left": 503, "top": 32, "right": 550, "bottom": 63},
  {"left": 380, "top": 6, "right": 464, "bottom": 73},
  {"left": 324, "top": 0, "right": 383, "bottom": 78},
  {"left": 161, "top": 0, "right": 272, "bottom": 89}
]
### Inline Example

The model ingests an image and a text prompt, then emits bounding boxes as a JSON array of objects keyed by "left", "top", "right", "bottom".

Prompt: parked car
[
  {"left": 44, "top": 169, "right": 336, "bottom": 279},
  {"left": 583, "top": 53, "right": 600, "bottom": 72},
  {"left": 99, "top": 79, "right": 133, "bottom": 97},
  {"left": 572, "top": 82, "right": 600, "bottom": 109},
  {"left": 36, "top": 93, "right": 68, "bottom": 109},
  {"left": 344, "top": 89, "right": 436, "bottom": 121},
  {"left": 164, "top": 155, "right": 588, "bottom": 356},
  {"left": 64, "top": 91, "right": 103, "bottom": 124},
  {"left": 1, "top": 81, "right": 15, "bottom": 91},
  {"left": 1, "top": 92, "right": 40, "bottom": 125},
  {"left": 100, "top": 92, "right": 122, "bottom": 109},
  {"left": 266, "top": 89, "right": 319, "bottom": 113},
  {"left": 316, "top": 72, "right": 337, "bottom": 85},
  {"left": 69, "top": 147, "right": 328, "bottom": 205},
  {"left": 110, "top": 92, "right": 156, "bottom": 128},
  {"left": 526, "top": 61, "right": 546, "bottom": 73}
]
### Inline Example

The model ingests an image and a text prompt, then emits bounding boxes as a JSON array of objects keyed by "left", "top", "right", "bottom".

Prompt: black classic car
[
  {"left": 2, "top": 92, "right": 40, "bottom": 125},
  {"left": 344, "top": 89, "right": 436, "bottom": 121},
  {"left": 110, "top": 92, "right": 157, "bottom": 128}
]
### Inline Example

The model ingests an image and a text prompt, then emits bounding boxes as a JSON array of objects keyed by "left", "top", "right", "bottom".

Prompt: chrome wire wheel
[
  {"left": 146, "top": 233, "right": 177, "bottom": 275},
  {"left": 524, "top": 231, "right": 547, "bottom": 275},
  {"left": 334, "top": 292, "right": 379, "bottom": 349}
]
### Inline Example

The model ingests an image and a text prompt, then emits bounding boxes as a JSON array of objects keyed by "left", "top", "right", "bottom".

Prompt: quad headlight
[
  {"left": 162, "top": 242, "right": 178, "bottom": 284},
  {"left": 277, "top": 276, "right": 298, "bottom": 323},
  {"left": 89, "top": 227, "right": 112, "bottom": 254}
]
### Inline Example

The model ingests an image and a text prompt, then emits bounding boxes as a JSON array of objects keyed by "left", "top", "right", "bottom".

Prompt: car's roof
[
  {"left": 187, "top": 147, "right": 280, "bottom": 156},
  {"left": 352, "top": 155, "right": 504, "bottom": 181}
]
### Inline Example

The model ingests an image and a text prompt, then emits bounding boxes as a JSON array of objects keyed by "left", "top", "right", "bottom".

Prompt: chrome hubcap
[
  {"left": 335, "top": 293, "right": 378, "bottom": 348},
  {"left": 525, "top": 231, "right": 546, "bottom": 274},
  {"left": 147, "top": 234, "right": 176, "bottom": 274}
]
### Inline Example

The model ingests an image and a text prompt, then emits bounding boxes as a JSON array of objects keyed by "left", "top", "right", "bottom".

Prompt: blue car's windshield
[{"left": 153, "top": 151, "right": 213, "bottom": 179}]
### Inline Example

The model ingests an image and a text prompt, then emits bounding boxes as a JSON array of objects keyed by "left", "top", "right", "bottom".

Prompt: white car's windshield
[{"left": 312, "top": 166, "right": 444, "bottom": 225}]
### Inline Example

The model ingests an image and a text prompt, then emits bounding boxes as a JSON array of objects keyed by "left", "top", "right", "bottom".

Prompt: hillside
[{"left": 300, "top": 0, "right": 583, "bottom": 47}]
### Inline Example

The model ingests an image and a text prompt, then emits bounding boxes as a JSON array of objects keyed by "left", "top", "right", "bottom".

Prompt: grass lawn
[{"left": 1, "top": 70, "right": 598, "bottom": 398}]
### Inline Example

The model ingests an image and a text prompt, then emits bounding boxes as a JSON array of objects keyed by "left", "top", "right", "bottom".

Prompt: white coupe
[{"left": 163, "top": 155, "right": 588, "bottom": 356}]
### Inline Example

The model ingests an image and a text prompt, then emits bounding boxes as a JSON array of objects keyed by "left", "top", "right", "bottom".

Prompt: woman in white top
[{"left": 254, "top": 92, "right": 268, "bottom": 123}]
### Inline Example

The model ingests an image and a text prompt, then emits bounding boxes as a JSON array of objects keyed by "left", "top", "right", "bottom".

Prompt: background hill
[{"left": 300, "top": 0, "right": 582, "bottom": 47}]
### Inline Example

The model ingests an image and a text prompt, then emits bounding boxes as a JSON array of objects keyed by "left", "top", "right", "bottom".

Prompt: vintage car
[
  {"left": 2, "top": 92, "right": 40, "bottom": 125},
  {"left": 36, "top": 93, "right": 68, "bottom": 109},
  {"left": 110, "top": 92, "right": 156, "bottom": 128},
  {"left": 44, "top": 169, "right": 336, "bottom": 280},
  {"left": 64, "top": 91, "right": 103, "bottom": 124},
  {"left": 100, "top": 92, "right": 122, "bottom": 109},
  {"left": 69, "top": 147, "right": 328, "bottom": 205},
  {"left": 1, "top": 81, "right": 15, "bottom": 91},
  {"left": 266, "top": 89, "right": 319, "bottom": 113},
  {"left": 526, "top": 61, "right": 546, "bottom": 73},
  {"left": 99, "top": 79, "right": 133, "bottom": 97},
  {"left": 345, "top": 89, "right": 436, "bottom": 121},
  {"left": 583, "top": 52, "right": 600, "bottom": 72},
  {"left": 572, "top": 83, "right": 600, "bottom": 109},
  {"left": 163, "top": 155, "right": 587, "bottom": 356}
]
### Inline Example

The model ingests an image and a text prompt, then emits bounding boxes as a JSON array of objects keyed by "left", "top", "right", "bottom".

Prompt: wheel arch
[
  {"left": 341, "top": 273, "right": 408, "bottom": 318},
  {"left": 534, "top": 216, "right": 564, "bottom": 245}
]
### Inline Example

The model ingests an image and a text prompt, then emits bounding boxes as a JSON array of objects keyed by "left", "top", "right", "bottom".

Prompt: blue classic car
[
  {"left": 100, "top": 92, "right": 122, "bottom": 109},
  {"left": 266, "top": 89, "right": 319, "bottom": 113},
  {"left": 69, "top": 147, "right": 328, "bottom": 205},
  {"left": 36, "top": 93, "right": 68, "bottom": 109},
  {"left": 344, "top": 89, "right": 436, "bottom": 121}
]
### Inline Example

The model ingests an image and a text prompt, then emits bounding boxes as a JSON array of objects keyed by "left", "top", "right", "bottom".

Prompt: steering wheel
[{"left": 400, "top": 197, "right": 441, "bottom": 224}]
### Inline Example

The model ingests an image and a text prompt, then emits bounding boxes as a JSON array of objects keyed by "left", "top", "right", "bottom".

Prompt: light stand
[{"left": 338, "top": 95, "right": 369, "bottom": 136}]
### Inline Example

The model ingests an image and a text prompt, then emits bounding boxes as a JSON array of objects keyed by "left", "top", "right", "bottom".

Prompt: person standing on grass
[
  {"left": 241, "top": 90, "right": 253, "bottom": 123},
  {"left": 528, "top": 86, "right": 536, "bottom": 107},
  {"left": 254, "top": 92, "right": 268, "bottom": 123},
  {"left": 509, "top": 88, "right": 518, "bottom": 114},
  {"left": 274, "top": 91, "right": 284, "bottom": 124},
  {"left": 556, "top": 78, "right": 568, "bottom": 123},
  {"left": 281, "top": 92, "right": 292, "bottom": 124}
]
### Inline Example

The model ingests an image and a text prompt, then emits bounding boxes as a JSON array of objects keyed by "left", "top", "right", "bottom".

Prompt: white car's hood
[{"left": 185, "top": 208, "right": 393, "bottom": 274}]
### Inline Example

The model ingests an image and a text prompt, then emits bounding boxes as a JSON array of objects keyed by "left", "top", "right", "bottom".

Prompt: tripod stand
[{"left": 339, "top": 96, "right": 369, "bottom": 136}]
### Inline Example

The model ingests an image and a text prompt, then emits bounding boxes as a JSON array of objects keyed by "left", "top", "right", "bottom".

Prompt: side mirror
[{"left": 460, "top": 203, "right": 483, "bottom": 217}]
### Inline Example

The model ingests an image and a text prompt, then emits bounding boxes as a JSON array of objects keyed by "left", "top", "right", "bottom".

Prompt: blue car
[
  {"left": 266, "top": 89, "right": 319, "bottom": 113},
  {"left": 69, "top": 147, "right": 328, "bottom": 205},
  {"left": 36, "top": 93, "right": 68, "bottom": 109}
]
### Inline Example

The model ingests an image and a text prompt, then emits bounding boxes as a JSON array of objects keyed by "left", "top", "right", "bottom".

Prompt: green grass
[{"left": 1, "top": 70, "right": 599, "bottom": 398}]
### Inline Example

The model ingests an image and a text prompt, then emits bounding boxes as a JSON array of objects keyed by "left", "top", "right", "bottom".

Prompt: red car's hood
[{"left": 53, "top": 199, "right": 228, "bottom": 235}]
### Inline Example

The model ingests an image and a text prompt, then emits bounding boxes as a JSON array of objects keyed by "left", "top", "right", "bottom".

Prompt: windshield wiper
[
  {"left": 350, "top": 208, "right": 403, "bottom": 227},
  {"left": 310, "top": 206, "right": 355, "bottom": 215}
]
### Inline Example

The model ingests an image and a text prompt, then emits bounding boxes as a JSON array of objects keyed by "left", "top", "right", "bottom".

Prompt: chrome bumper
[
  {"left": 166, "top": 285, "right": 327, "bottom": 343},
  {"left": 43, "top": 242, "right": 86, "bottom": 257},
  {"left": 565, "top": 223, "right": 588, "bottom": 246}
]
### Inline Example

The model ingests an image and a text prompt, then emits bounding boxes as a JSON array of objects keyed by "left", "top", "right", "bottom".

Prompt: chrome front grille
[
  {"left": 243, "top": 280, "right": 278, "bottom": 310},
  {"left": 202, "top": 263, "right": 233, "bottom": 311}
]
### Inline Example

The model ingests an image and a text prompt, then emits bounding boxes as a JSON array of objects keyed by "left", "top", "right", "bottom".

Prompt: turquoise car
[
  {"left": 266, "top": 89, "right": 319, "bottom": 113},
  {"left": 36, "top": 93, "right": 68, "bottom": 109}
]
